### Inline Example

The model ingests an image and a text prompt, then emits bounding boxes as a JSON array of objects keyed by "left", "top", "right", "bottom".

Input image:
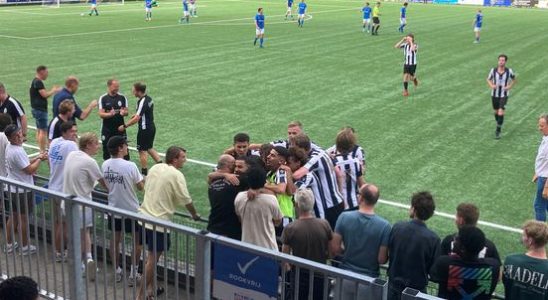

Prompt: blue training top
[
  {"left": 298, "top": 2, "right": 307, "bottom": 14},
  {"left": 362, "top": 6, "right": 371, "bottom": 19},
  {"left": 255, "top": 13, "right": 264, "bottom": 29}
]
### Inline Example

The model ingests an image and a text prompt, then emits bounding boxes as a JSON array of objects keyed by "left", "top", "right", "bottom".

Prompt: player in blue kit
[
  {"left": 145, "top": 0, "right": 152, "bottom": 21},
  {"left": 285, "top": 0, "right": 294, "bottom": 20},
  {"left": 254, "top": 8, "right": 265, "bottom": 48},
  {"left": 361, "top": 2, "right": 372, "bottom": 33},
  {"left": 297, "top": 0, "right": 307, "bottom": 27},
  {"left": 180, "top": 0, "right": 190, "bottom": 23},
  {"left": 473, "top": 9, "right": 483, "bottom": 43},
  {"left": 398, "top": 2, "right": 407, "bottom": 33},
  {"left": 88, "top": 0, "right": 99, "bottom": 16}
]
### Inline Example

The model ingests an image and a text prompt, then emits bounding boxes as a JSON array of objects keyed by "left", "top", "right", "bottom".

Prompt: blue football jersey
[
  {"left": 145, "top": 0, "right": 152, "bottom": 8},
  {"left": 255, "top": 13, "right": 265, "bottom": 29},
  {"left": 362, "top": 6, "right": 371, "bottom": 18},
  {"left": 298, "top": 2, "right": 306, "bottom": 14},
  {"left": 288, "top": 0, "right": 293, "bottom": 7},
  {"left": 475, "top": 13, "right": 483, "bottom": 27},
  {"left": 400, "top": 6, "right": 406, "bottom": 18}
]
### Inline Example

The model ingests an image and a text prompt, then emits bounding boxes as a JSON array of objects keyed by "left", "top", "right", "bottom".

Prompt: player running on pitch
[
  {"left": 254, "top": 8, "right": 265, "bottom": 48},
  {"left": 398, "top": 2, "right": 408, "bottom": 33},
  {"left": 180, "top": 0, "right": 190, "bottom": 23},
  {"left": 297, "top": 0, "right": 307, "bottom": 27},
  {"left": 285, "top": 0, "right": 294, "bottom": 20},
  {"left": 361, "top": 2, "right": 372, "bottom": 33}
]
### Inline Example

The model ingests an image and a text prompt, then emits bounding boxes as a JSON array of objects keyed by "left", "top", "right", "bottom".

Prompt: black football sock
[
  {"left": 141, "top": 168, "right": 148, "bottom": 176},
  {"left": 403, "top": 82, "right": 408, "bottom": 90}
]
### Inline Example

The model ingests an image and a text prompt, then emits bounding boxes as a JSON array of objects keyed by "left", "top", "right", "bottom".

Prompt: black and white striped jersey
[{"left": 488, "top": 67, "right": 515, "bottom": 98}]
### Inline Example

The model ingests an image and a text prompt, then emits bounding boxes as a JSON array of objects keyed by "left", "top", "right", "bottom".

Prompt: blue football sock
[{"left": 260, "top": 38, "right": 263, "bottom": 46}]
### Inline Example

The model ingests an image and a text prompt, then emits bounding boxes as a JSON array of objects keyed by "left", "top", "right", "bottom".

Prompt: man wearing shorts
[
  {"left": 64, "top": 132, "right": 107, "bottom": 281},
  {"left": 29, "top": 65, "right": 60, "bottom": 152},
  {"left": 119, "top": 82, "right": 161, "bottom": 176},
  {"left": 48, "top": 121, "right": 78, "bottom": 262},
  {"left": 180, "top": 0, "right": 190, "bottom": 23},
  {"left": 395, "top": 33, "right": 419, "bottom": 97},
  {"left": 137, "top": 146, "right": 200, "bottom": 299},
  {"left": 487, "top": 54, "right": 516, "bottom": 139},
  {"left": 4, "top": 125, "right": 48, "bottom": 255},
  {"left": 361, "top": 2, "right": 372, "bottom": 33},
  {"left": 102, "top": 136, "right": 144, "bottom": 285},
  {"left": 254, "top": 8, "right": 265, "bottom": 48},
  {"left": 473, "top": 9, "right": 483, "bottom": 43},
  {"left": 145, "top": 0, "right": 152, "bottom": 21},
  {"left": 371, "top": 2, "right": 381, "bottom": 35}
]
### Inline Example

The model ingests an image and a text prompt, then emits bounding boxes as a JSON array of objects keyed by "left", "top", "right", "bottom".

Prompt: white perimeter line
[
  {"left": 0, "top": 7, "right": 358, "bottom": 40},
  {"left": 26, "top": 126, "right": 522, "bottom": 234}
]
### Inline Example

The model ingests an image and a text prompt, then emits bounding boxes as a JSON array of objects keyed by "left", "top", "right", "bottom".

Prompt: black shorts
[
  {"left": 8, "top": 192, "right": 34, "bottom": 214},
  {"left": 492, "top": 97, "right": 508, "bottom": 110},
  {"left": 145, "top": 228, "right": 171, "bottom": 253},
  {"left": 108, "top": 216, "right": 143, "bottom": 244},
  {"left": 137, "top": 126, "right": 156, "bottom": 151},
  {"left": 403, "top": 64, "right": 417, "bottom": 76},
  {"left": 372, "top": 17, "right": 380, "bottom": 24}
]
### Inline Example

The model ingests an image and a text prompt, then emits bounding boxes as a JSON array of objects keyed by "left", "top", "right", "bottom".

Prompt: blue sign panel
[{"left": 213, "top": 243, "right": 278, "bottom": 300}]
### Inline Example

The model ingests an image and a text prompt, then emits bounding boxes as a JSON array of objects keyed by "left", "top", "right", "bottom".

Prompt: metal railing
[{"left": 0, "top": 176, "right": 387, "bottom": 300}]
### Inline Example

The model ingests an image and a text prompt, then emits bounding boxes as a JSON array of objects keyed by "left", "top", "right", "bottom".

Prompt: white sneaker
[
  {"left": 128, "top": 272, "right": 141, "bottom": 287},
  {"left": 55, "top": 252, "right": 63, "bottom": 262},
  {"left": 21, "top": 245, "right": 36, "bottom": 256},
  {"left": 115, "top": 267, "right": 123, "bottom": 283},
  {"left": 3, "top": 242, "right": 18, "bottom": 254},
  {"left": 86, "top": 259, "right": 97, "bottom": 281}
]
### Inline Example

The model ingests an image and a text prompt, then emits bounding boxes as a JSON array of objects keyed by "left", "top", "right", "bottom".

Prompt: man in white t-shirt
[
  {"left": 234, "top": 167, "right": 282, "bottom": 251},
  {"left": 63, "top": 132, "right": 106, "bottom": 281},
  {"left": 48, "top": 121, "right": 78, "bottom": 262},
  {"left": 0, "top": 113, "right": 12, "bottom": 178},
  {"left": 4, "top": 125, "right": 48, "bottom": 255},
  {"left": 102, "top": 135, "right": 144, "bottom": 285}
]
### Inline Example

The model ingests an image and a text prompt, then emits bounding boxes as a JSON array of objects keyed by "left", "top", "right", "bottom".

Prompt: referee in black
[
  {"left": 119, "top": 82, "right": 162, "bottom": 175},
  {"left": 394, "top": 33, "right": 418, "bottom": 97},
  {"left": 486, "top": 54, "right": 516, "bottom": 139},
  {"left": 99, "top": 79, "right": 129, "bottom": 160}
]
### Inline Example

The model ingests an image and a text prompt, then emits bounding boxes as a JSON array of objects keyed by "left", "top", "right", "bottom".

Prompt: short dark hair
[
  {"left": 403, "top": 2, "right": 408, "bottom": 5},
  {"left": 233, "top": 133, "right": 250, "bottom": 144},
  {"left": 236, "top": 155, "right": 261, "bottom": 169},
  {"left": 36, "top": 65, "right": 47, "bottom": 73},
  {"left": 133, "top": 82, "right": 147, "bottom": 94},
  {"left": 411, "top": 191, "right": 435, "bottom": 221},
  {"left": 107, "top": 78, "right": 117, "bottom": 87},
  {"left": 360, "top": 184, "right": 379, "bottom": 205},
  {"left": 258, "top": 7, "right": 262, "bottom": 12},
  {"left": 272, "top": 146, "right": 289, "bottom": 161},
  {"left": 0, "top": 276, "right": 39, "bottom": 300},
  {"left": 60, "top": 121, "right": 75, "bottom": 134},
  {"left": 165, "top": 146, "right": 186, "bottom": 164},
  {"left": 0, "top": 113, "right": 13, "bottom": 132},
  {"left": 456, "top": 225, "right": 486, "bottom": 259},
  {"left": 498, "top": 54, "right": 508, "bottom": 61},
  {"left": 247, "top": 167, "right": 266, "bottom": 190},
  {"left": 457, "top": 203, "right": 479, "bottom": 226}
]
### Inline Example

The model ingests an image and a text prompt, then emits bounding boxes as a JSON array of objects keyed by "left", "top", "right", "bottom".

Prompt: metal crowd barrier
[
  {"left": 0, "top": 176, "right": 388, "bottom": 300},
  {"left": 402, "top": 288, "right": 445, "bottom": 300}
]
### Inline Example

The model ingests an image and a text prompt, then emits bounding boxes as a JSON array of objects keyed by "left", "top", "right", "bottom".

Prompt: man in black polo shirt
[
  {"left": 119, "top": 82, "right": 161, "bottom": 175},
  {"left": 207, "top": 154, "right": 241, "bottom": 240},
  {"left": 0, "top": 83, "right": 28, "bottom": 139},
  {"left": 98, "top": 79, "right": 129, "bottom": 160},
  {"left": 29, "top": 65, "right": 61, "bottom": 152},
  {"left": 387, "top": 191, "right": 441, "bottom": 300}
]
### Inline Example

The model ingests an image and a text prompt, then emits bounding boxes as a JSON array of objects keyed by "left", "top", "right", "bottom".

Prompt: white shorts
[
  {"left": 474, "top": 26, "right": 481, "bottom": 32},
  {"left": 256, "top": 28, "right": 264, "bottom": 35},
  {"left": 287, "top": 6, "right": 292, "bottom": 12},
  {"left": 298, "top": 13, "right": 304, "bottom": 18},
  {"left": 400, "top": 17, "right": 406, "bottom": 25},
  {"left": 91, "top": 3, "right": 96, "bottom": 8},
  {"left": 79, "top": 206, "right": 93, "bottom": 229},
  {"left": 184, "top": 10, "right": 189, "bottom": 16},
  {"left": 363, "top": 18, "right": 370, "bottom": 23},
  {"left": 145, "top": 7, "right": 151, "bottom": 12}
]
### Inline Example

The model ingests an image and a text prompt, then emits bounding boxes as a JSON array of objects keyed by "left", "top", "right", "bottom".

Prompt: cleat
[
  {"left": 495, "top": 131, "right": 501, "bottom": 139},
  {"left": 413, "top": 78, "right": 419, "bottom": 87},
  {"left": 403, "top": 90, "right": 409, "bottom": 97}
]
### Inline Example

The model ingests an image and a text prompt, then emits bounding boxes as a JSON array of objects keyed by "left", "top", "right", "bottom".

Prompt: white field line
[
  {"left": 0, "top": 7, "right": 358, "bottom": 40},
  {"left": 26, "top": 125, "right": 522, "bottom": 234},
  {"left": 194, "top": 14, "right": 312, "bottom": 26},
  {"left": 0, "top": 3, "right": 202, "bottom": 16}
]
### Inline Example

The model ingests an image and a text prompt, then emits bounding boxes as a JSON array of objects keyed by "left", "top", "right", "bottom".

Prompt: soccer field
[{"left": 1, "top": 0, "right": 548, "bottom": 270}]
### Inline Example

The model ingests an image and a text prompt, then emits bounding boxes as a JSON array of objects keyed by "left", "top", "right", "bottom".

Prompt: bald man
[
  {"left": 330, "top": 184, "right": 392, "bottom": 298},
  {"left": 207, "top": 154, "right": 242, "bottom": 240}
]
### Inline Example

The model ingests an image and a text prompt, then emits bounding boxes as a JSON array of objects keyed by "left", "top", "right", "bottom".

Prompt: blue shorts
[
  {"left": 145, "top": 228, "right": 171, "bottom": 253},
  {"left": 32, "top": 109, "right": 48, "bottom": 130}
]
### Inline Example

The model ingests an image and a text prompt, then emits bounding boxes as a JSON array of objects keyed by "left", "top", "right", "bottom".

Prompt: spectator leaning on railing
[
  {"left": 4, "top": 124, "right": 48, "bottom": 256},
  {"left": 387, "top": 191, "right": 441, "bottom": 300},
  {"left": 137, "top": 146, "right": 200, "bottom": 300}
]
